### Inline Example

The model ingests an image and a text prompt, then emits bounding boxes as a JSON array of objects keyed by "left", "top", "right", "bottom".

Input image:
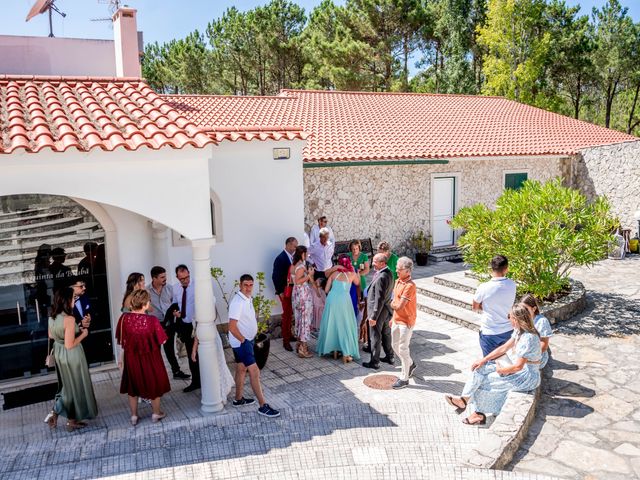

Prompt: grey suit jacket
[{"left": 366, "top": 268, "right": 393, "bottom": 323}]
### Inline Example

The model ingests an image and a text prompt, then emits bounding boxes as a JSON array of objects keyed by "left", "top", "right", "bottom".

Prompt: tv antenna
[
  {"left": 25, "top": 0, "right": 67, "bottom": 38},
  {"left": 91, "top": 0, "right": 123, "bottom": 23}
]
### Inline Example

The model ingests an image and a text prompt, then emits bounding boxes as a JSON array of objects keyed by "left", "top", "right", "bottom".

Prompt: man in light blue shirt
[{"left": 472, "top": 255, "right": 517, "bottom": 356}]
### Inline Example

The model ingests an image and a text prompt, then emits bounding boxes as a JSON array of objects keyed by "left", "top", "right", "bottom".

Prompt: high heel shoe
[
  {"left": 333, "top": 351, "right": 338, "bottom": 360},
  {"left": 45, "top": 411, "right": 58, "bottom": 429},
  {"left": 342, "top": 355, "right": 353, "bottom": 364},
  {"left": 298, "top": 344, "right": 313, "bottom": 358},
  {"left": 130, "top": 415, "right": 138, "bottom": 426},
  {"left": 152, "top": 412, "right": 166, "bottom": 423},
  {"left": 66, "top": 421, "right": 86, "bottom": 432}
]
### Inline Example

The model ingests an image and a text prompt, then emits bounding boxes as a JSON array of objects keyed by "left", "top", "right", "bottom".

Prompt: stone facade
[
  {"left": 574, "top": 140, "right": 640, "bottom": 232},
  {"left": 303, "top": 157, "right": 566, "bottom": 252}
]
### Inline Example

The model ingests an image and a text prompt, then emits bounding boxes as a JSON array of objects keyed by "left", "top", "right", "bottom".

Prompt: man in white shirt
[
  {"left": 172, "top": 264, "right": 200, "bottom": 392},
  {"left": 309, "top": 216, "right": 335, "bottom": 245},
  {"left": 472, "top": 255, "right": 517, "bottom": 356},
  {"left": 308, "top": 228, "right": 335, "bottom": 282},
  {"left": 228, "top": 274, "right": 280, "bottom": 418}
]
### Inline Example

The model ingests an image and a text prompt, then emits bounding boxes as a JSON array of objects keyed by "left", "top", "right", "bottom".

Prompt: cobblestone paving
[
  {"left": 511, "top": 256, "right": 640, "bottom": 479},
  {"left": 0, "top": 260, "right": 559, "bottom": 479}
]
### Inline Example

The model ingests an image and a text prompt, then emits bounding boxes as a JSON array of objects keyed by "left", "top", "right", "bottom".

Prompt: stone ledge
[
  {"left": 540, "top": 279, "right": 586, "bottom": 325},
  {"left": 461, "top": 385, "right": 541, "bottom": 470}
]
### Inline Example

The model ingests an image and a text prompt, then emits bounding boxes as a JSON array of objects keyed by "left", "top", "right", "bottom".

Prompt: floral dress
[
  {"left": 462, "top": 331, "right": 541, "bottom": 416},
  {"left": 292, "top": 263, "right": 313, "bottom": 343},
  {"left": 534, "top": 314, "right": 553, "bottom": 369}
]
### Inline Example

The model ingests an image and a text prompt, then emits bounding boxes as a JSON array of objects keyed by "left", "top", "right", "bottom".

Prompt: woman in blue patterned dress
[
  {"left": 520, "top": 294, "right": 553, "bottom": 369},
  {"left": 445, "top": 304, "right": 541, "bottom": 425}
]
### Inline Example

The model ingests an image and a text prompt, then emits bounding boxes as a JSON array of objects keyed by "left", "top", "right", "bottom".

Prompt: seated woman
[
  {"left": 520, "top": 294, "right": 553, "bottom": 369},
  {"left": 445, "top": 304, "right": 542, "bottom": 425}
]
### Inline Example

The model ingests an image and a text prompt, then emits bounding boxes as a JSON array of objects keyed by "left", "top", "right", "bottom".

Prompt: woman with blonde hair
[
  {"left": 520, "top": 294, "right": 553, "bottom": 369},
  {"left": 444, "top": 304, "right": 541, "bottom": 425}
]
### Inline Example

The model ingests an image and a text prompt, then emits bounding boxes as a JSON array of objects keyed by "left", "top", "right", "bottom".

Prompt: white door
[{"left": 432, "top": 177, "right": 455, "bottom": 247}]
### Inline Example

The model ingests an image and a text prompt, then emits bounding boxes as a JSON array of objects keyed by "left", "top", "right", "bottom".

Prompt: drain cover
[{"left": 363, "top": 374, "right": 398, "bottom": 390}]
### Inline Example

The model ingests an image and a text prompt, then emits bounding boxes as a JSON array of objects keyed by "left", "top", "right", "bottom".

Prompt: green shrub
[{"left": 450, "top": 178, "right": 616, "bottom": 299}]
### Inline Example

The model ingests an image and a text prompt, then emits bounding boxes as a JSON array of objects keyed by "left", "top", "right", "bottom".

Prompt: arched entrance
[{"left": 0, "top": 194, "right": 113, "bottom": 381}]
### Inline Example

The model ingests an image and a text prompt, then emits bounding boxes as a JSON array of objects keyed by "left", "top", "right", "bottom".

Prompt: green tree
[
  {"left": 477, "top": 0, "right": 553, "bottom": 106},
  {"left": 591, "top": 0, "right": 635, "bottom": 128},
  {"left": 451, "top": 179, "right": 616, "bottom": 299}
]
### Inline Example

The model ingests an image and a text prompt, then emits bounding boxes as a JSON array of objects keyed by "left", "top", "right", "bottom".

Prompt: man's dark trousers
[{"left": 176, "top": 319, "right": 200, "bottom": 386}]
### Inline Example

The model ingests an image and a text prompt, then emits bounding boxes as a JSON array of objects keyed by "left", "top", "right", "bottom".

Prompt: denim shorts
[{"left": 232, "top": 339, "right": 256, "bottom": 367}]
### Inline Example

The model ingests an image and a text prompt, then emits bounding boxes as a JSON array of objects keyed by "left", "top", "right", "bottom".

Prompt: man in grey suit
[{"left": 363, "top": 253, "right": 395, "bottom": 369}]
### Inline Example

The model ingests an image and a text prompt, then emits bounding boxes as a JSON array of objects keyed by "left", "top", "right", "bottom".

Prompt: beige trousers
[{"left": 391, "top": 322, "right": 414, "bottom": 381}]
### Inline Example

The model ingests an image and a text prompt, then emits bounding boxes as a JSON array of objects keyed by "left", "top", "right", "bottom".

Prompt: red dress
[{"left": 116, "top": 313, "right": 171, "bottom": 399}]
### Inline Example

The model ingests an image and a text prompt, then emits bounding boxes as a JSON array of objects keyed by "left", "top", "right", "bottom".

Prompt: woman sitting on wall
[
  {"left": 520, "top": 294, "right": 553, "bottom": 369},
  {"left": 444, "top": 304, "right": 542, "bottom": 425}
]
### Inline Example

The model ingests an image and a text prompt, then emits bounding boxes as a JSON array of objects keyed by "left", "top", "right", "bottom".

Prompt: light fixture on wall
[{"left": 273, "top": 148, "right": 290, "bottom": 160}]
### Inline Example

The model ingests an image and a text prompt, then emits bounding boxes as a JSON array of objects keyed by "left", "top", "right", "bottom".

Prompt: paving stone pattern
[
  {"left": 510, "top": 256, "right": 640, "bottom": 479},
  {"left": 0, "top": 260, "right": 558, "bottom": 479}
]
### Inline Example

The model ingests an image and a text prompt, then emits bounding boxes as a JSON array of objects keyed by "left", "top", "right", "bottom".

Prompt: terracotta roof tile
[
  {"left": 0, "top": 76, "right": 215, "bottom": 154},
  {"left": 164, "top": 90, "right": 637, "bottom": 163}
]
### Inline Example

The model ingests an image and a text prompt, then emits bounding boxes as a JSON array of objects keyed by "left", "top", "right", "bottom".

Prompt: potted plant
[
  {"left": 211, "top": 268, "right": 276, "bottom": 369},
  {"left": 410, "top": 229, "right": 432, "bottom": 266}
]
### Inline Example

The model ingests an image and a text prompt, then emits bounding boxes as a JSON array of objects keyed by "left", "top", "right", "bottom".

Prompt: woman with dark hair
[
  {"left": 520, "top": 294, "right": 553, "bottom": 369},
  {"left": 121, "top": 272, "right": 146, "bottom": 312},
  {"left": 445, "top": 304, "right": 541, "bottom": 425},
  {"left": 289, "top": 245, "right": 315, "bottom": 358},
  {"left": 116, "top": 289, "right": 171, "bottom": 426},
  {"left": 47, "top": 287, "right": 98, "bottom": 431}
]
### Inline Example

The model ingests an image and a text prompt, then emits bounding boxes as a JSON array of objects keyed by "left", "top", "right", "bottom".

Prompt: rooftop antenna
[
  {"left": 25, "top": 0, "right": 67, "bottom": 38},
  {"left": 90, "top": 0, "right": 122, "bottom": 23}
]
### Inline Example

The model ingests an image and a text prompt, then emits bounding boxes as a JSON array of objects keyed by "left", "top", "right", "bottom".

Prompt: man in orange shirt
[{"left": 390, "top": 256, "right": 418, "bottom": 389}]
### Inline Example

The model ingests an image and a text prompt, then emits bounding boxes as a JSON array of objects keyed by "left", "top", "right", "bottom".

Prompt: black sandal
[
  {"left": 445, "top": 395, "right": 467, "bottom": 412},
  {"left": 462, "top": 412, "right": 486, "bottom": 425}
]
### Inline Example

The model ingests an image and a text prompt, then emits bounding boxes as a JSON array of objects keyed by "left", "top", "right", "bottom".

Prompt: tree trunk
[
  {"left": 627, "top": 82, "right": 640, "bottom": 134},
  {"left": 574, "top": 74, "right": 581, "bottom": 119}
]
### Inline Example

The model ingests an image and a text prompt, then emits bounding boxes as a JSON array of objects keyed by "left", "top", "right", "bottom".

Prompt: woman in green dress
[
  {"left": 347, "top": 240, "right": 370, "bottom": 342},
  {"left": 48, "top": 287, "right": 98, "bottom": 431}
]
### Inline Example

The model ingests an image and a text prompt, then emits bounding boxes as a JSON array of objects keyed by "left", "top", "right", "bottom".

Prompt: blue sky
[{"left": 2, "top": 0, "right": 639, "bottom": 45}]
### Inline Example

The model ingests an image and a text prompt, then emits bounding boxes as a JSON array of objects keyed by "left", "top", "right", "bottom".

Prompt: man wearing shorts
[{"left": 228, "top": 274, "right": 280, "bottom": 418}]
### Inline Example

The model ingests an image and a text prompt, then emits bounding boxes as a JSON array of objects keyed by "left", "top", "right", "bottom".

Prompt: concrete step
[
  {"left": 433, "top": 270, "right": 479, "bottom": 294},
  {"left": 0, "top": 223, "right": 102, "bottom": 248},
  {"left": 0, "top": 207, "right": 48, "bottom": 220},
  {"left": 415, "top": 281, "right": 474, "bottom": 310},
  {"left": 417, "top": 293, "right": 481, "bottom": 331},
  {"left": 0, "top": 216, "right": 84, "bottom": 239},
  {"left": 0, "top": 245, "right": 85, "bottom": 267},
  {"left": 428, "top": 249, "right": 463, "bottom": 263},
  {"left": 0, "top": 212, "right": 64, "bottom": 229}
]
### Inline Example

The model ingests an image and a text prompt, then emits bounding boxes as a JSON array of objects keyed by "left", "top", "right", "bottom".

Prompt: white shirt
[
  {"left": 308, "top": 240, "right": 335, "bottom": 271},
  {"left": 309, "top": 224, "right": 335, "bottom": 245},
  {"left": 473, "top": 277, "right": 517, "bottom": 335},
  {"left": 172, "top": 281, "right": 196, "bottom": 324},
  {"left": 228, "top": 292, "right": 258, "bottom": 348}
]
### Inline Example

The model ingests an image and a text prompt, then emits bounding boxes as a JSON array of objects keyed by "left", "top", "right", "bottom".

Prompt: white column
[
  {"left": 191, "top": 238, "right": 224, "bottom": 414},
  {"left": 150, "top": 222, "right": 170, "bottom": 269}
]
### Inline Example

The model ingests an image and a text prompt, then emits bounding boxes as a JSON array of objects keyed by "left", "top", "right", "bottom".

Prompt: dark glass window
[{"left": 505, "top": 172, "right": 528, "bottom": 190}]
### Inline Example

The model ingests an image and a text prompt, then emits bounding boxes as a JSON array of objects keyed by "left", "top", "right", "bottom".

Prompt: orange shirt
[{"left": 392, "top": 278, "right": 417, "bottom": 327}]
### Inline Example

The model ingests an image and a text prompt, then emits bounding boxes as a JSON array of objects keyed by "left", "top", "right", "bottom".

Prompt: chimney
[{"left": 113, "top": 7, "right": 141, "bottom": 77}]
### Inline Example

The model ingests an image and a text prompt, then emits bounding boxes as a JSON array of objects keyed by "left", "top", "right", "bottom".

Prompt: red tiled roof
[
  {"left": 0, "top": 76, "right": 214, "bottom": 154},
  {"left": 164, "top": 89, "right": 637, "bottom": 163}
]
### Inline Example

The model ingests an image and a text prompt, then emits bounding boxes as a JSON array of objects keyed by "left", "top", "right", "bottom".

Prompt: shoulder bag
[{"left": 44, "top": 338, "right": 55, "bottom": 368}]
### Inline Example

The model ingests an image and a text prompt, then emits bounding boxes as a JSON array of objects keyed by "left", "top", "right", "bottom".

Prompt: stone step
[
  {"left": 0, "top": 216, "right": 84, "bottom": 239},
  {"left": 428, "top": 249, "right": 463, "bottom": 263},
  {"left": 417, "top": 293, "right": 481, "bottom": 331},
  {"left": 0, "top": 211, "right": 64, "bottom": 229},
  {"left": 0, "top": 245, "right": 85, "bottom": 268},
  {"left": 433, "top": 270, "right": 479, "bottom": 294},
  {"left": 416, "top": 282, "right": 474, "bottom": 310},
  {"left": 0, "top": 222, "right": 103, "bottom": 248},
  {"left": 0, "top": 207, "right": 48, "bottom": 220}
]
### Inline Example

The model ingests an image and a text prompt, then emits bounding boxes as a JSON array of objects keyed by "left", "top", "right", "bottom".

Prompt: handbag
[
  {"left": 117, "top": 314, "right": 125, "bottom": 371},
  {"left": 44, "top": 339, "right": 55, "bottom": 368},
  {"left": 283, "top": 269, "right": 293, "bottom": 299}
]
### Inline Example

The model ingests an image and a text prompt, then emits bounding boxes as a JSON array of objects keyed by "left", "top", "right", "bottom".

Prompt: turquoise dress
[
  {"left": 462, "top": 331, "right": 541, "bottom": 416},
  {"left": 534, "top": 314, "right": 553, "bottom": 369},
  {"left": 316, "top": 273, "right": 360, "bottom": 359},
  {"left": 49, "top": 314, "right": 98, "bottom": 421}
]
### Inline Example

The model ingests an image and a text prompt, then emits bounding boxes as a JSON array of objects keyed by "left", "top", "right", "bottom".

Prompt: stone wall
[
  {"left": 303, "top": 157, "right": 565, "bottom": 252},
  {"left": 574, "top": 140, "right": 640, "bottom": 231}
]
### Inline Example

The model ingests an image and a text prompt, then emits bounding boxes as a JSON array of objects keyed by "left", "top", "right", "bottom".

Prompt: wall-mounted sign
[{"left": 273, "top": 148, "right": 290, "bottom": 160}]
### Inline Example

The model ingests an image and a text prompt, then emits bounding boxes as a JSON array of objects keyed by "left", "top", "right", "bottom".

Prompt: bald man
[{"left": 363, "top": 253, "right": 395, "bottom": 369}]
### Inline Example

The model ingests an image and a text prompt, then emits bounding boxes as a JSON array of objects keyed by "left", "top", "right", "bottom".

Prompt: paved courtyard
[
  {"left": 510, "top": 256, "right": 640, "bottom": 479},
  {"left": 0, "top": 263, "right": 560, "bottom": 480}
]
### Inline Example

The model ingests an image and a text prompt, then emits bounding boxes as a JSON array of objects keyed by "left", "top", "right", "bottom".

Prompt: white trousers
[{"left": 391, "top": 322, "right": 413, "bottom": 381}]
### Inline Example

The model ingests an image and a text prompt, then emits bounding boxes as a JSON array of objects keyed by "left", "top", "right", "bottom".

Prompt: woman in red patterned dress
[{"left": 116, "top": 289, "right": 171, "bottom": 426}]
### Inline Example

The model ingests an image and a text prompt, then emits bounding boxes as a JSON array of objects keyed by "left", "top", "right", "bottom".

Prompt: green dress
[
  {"left": 347, "top": 252, "right": 369, "bottom": 291},
  {"left": 49, "top": 314, "right": 98, "bottom": 421},
  {"left": 387, "top": 252, "right": 399, "bottom": 280}
]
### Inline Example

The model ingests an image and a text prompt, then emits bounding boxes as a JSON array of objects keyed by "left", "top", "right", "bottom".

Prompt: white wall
[
  {"left": 167, "top": 139, "right": 306, "bottom": 319},
  {"left": 0, "top": 35, "right": 116, "bottom": 76}
]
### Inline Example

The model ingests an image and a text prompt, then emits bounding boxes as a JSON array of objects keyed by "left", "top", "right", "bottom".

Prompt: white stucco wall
[{"left": 0, "top": 35, "right": 117, "bottom": 76}]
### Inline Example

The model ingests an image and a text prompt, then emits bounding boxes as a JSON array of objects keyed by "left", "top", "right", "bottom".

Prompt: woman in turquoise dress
[
  {"left": 48, "top": 287, "right": 98, "bottom": 431},
  {"left": 316, "top": 258, "right": 361, "bottom": 363},
  {"left": 520, "top": 294, "right": 553, "bottom": 369},
  {"left": 445, "top": 304, "right": 541, "bottom": 425}
]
